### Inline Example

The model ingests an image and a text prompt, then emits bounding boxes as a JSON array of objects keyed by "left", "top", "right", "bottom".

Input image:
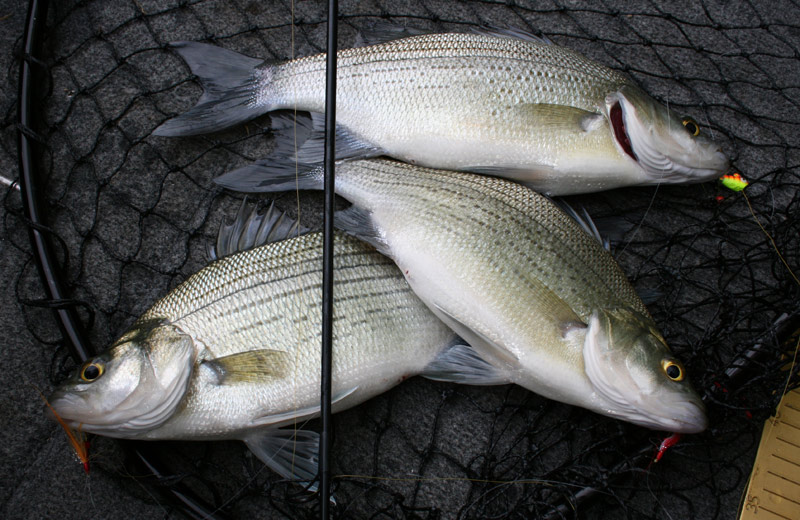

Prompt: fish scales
[
  {"left": 228, "top": 157, "right": 706, "bottom": 432},
  {"left": 333, "top": 159, "right": 646, "bottom": 321},
  {"left": 65, "top": 232, "right": 456, "bottom": 441},
  {"left": 159, "top": 30, "right": 729, "bottom": 194},
  {"left": 262, "top": 33, "right": 626, "bottom": 142}
]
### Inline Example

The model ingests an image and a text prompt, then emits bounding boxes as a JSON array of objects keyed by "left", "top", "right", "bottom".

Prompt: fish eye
[
  {"left": 682, "top": 117, "right": 700, "bottom": 137},
  {"left": 80, "top": 361, "right": 104, "bottom": 382},
  {"left": 661, "top": 360, "right": 684, "bottom": 381}
]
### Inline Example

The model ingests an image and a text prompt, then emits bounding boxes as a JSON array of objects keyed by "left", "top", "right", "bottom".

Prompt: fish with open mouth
[
  {"left": 154, "top": 27, "right": 729, "bottom": 195},
  {"left": 217, "top": 158, "right": 709, "bottom": 433}
]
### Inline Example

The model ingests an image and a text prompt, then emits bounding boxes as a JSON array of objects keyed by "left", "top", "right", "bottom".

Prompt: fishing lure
[
  {"left": 720, "top": 173, "right": 748, "bottom": 192},
  {"left": 40, "top": 391, "right": 90, "bottom": 474},
  {"left": 652, "top": 432, "right": 682, "bottom": 464}
]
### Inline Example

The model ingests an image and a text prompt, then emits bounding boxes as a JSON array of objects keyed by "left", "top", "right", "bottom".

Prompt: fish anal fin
[
  {"left": 429, "top": 303, "right": 520, "bottom": 370},
  {"left": 243, "top": 428, "right": 319, "bottom": 485},
  {"left": 295, "top": 113, "right": 384, "bottom": 164}
]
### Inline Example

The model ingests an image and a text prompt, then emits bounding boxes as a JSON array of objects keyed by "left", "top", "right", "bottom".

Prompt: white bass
[
  {"left": 217, "top": 159, "right": 709, "bottom": 433},
  {"left": 155, "top": 28, "right": 729, "bottom": 195},
  {"left": 46, "top": 204, "right": 494, "bottom": 483}
]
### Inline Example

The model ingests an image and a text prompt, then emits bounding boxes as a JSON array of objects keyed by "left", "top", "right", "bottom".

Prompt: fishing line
[
  {"left": 741, "top": 190, "right": 800, "bottom": 287},
  {"left": 616, "top": 182, "right": 661, "bottom": 259}
]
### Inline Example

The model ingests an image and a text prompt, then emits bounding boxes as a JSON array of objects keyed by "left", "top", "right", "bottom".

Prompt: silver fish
[
  {"left": 46, "top": 204, "right": 494, "bottom": 483},
  {"left": 217, "top": 158, "right": 709, "bottom": 433},
  {"left": 154, "top": 28, "right": 729, "bottom": 195}
]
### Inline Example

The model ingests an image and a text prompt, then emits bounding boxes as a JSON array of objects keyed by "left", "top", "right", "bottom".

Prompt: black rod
[
  {"left": 18, "top": 0, "right": 93, "bottom": 363},
  {"left": 19, "top": 2, "right": 226, "bottom": 518},
  {"left": 320, "top": 0, "right": 338, "bottom": 515}
]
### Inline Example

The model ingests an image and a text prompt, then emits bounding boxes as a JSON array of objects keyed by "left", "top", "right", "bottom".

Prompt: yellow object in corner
[{"left": 740, "top": 387, "right": 800, "bottom": 519}]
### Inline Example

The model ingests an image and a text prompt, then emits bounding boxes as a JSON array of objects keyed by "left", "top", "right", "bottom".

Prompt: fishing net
[{"left": 4, "top": 0, "right": 799, "bottom": 518}]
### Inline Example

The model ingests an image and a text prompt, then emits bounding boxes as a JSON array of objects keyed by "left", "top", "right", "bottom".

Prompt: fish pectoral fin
[
  {"left": 334, "top": 206, "right": 392, "bottom": 256},
  {"left": 204, "top": 349, "right": 291, "bottom": 384},
  {"left": 422, "top": 339, "right": 511, "bottom": 386},
  {"left": 243, "top": 428, "right": 320, "bottom": 487},
  {"left": 511, "top": 103, "right": 605, "bottom": 132}
]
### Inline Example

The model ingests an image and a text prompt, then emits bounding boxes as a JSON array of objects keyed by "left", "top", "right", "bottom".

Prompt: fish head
[
  {"left": 47, "top": 319, "right": 195, "bottom": 437},
  {"left": 583, "top": 307, "right": 707, "bottom": 433},
  {"left": 606, "top": 85, "right": 729, "bottom": 185}
]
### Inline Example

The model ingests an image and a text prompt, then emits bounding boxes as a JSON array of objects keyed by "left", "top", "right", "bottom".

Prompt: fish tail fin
[
  {"left": 421, "top": 340, "right": 511, "bottom": 386},
  {"left": 154, "top": 42, "right": 270, "bottom": 136},
  {"left": 243, "top": 428, "right": 320, "bottom": 490}
]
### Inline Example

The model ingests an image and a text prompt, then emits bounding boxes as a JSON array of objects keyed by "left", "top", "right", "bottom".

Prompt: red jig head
[
  {"left": 39, "top": 391, "right": 91, "bottom": 474},
  {"left": 652, "top": 432, "right": 682, "bottom": 465}
]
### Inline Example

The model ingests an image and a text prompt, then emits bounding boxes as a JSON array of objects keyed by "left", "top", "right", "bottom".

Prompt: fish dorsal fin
[
  {"left": 353, "top": 23, "right": 553, "bottom": 48},
  {"left": 554, "top": 199, "right": 610, "bottom": 251},
  {"left": 354, "top": 22, "right": 431, "bottom": 47},
  {"left": 208, "top": 199, "right": 309, "bottom": 260},
  {"left": 468, "top": 26, "right": 553, "bottom": 45},
  {"left": 203, "top": 349, "right": 291, "bottom": 384}
]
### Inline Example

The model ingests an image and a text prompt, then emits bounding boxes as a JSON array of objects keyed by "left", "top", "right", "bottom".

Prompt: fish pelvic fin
[
  {"left": 243, "top": 428, "right": 320, "bottom": 488},
  {"left": 422, "top": 340, "right": 511, "bottom": 386},
  {"left": 153, "top": 42, "right": 268, "bottom": 136}
]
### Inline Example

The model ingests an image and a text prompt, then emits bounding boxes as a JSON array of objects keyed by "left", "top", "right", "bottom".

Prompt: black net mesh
[{"left": 3, "top": 0, "right": 799, "bottom": 518}]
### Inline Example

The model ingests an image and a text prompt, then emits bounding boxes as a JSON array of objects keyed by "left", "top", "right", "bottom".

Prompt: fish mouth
[
  {"left": 610, "top": 101, "right": 636, "bottom": 162},
  {"left": 619, "top": 398, "right": 708, "bottom": 434},
  {"left": 608, "top": 91, "right": 729, "bottom": 184}
]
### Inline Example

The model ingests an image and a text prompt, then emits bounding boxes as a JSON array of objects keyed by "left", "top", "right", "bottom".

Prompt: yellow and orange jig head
[{"left": 720, "top": 172, "right": 749, "bottom": 192}]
